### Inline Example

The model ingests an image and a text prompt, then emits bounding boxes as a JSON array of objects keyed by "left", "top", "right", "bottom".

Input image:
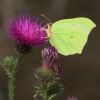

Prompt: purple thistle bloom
[
  {"left": 9, "top": 15, "right": 47, "bottom": 54},
  {"left": 10, "top": 16, "right": 47, "bottom": 46},
  {"left": 41, "top": 46, "right": 61, "bottom": 74}
]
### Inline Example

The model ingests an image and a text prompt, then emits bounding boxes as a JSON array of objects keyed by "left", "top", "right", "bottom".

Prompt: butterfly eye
[{"left": 44, "top": 25, "right": 48, "bottom": 29}]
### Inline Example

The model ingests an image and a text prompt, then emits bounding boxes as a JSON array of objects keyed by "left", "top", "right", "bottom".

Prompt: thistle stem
[
  {"left": 8, "top": 76, "right": 15, "bottom": 100},
  {"left": 42, "top": 82, "right": 49, "bottom": 100},
  {"left": 42, "top": 92, "right": 48, "bottom": 100},
  {"left": 7, "top": 54, "right": 24, "bottom": 100}
]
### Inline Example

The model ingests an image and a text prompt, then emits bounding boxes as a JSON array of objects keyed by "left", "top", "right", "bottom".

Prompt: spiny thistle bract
[
  {"left": 9, "top": 15, "right": 48, "bottom": 54},
  {"left": 34, "top": 67, "right": 55, "bottom": 81},
  {"left": 34, "top": 67, "right": 64, "bottom": 100},
  {"left": 46, "top": 81, "right": 63, "bottom": 97}
]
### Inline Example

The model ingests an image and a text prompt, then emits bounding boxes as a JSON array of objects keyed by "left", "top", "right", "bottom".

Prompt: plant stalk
[
  {"left": 43, "top": 93, "right": 48, "bottom": 100},
  {"left": 8, "top": 76, "right": 15, "bottom": 100}
]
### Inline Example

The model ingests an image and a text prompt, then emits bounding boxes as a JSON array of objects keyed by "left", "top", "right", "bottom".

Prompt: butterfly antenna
[{"left": 41, "top": 14, "right": 52, "bottom": 25}]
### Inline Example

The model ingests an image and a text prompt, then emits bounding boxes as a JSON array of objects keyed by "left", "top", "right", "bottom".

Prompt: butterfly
[{"left": 41, "top": 15, "right": 96, "bottom": 56}]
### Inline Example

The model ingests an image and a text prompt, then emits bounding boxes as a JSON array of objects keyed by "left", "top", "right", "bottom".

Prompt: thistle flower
[
  {"left": 9, "top": 15, "right": 47, "bottom": 54},
  {"left": 41, "top": 46, "right": 61, "bottom": 74}
]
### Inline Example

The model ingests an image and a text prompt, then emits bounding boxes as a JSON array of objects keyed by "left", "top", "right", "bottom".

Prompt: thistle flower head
[
  {"left": 10, "top": 15, "right": 47, "bottom": 46},
  {"left": 41, "top": 46, "right": 61, "bottom": 74},
  {"left": 9, "top": 15, "right": 47, "bottom": 54}
]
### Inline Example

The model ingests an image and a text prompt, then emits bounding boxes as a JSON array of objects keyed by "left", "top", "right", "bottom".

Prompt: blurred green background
[{"left": 0, "top": 0, "right": 100, "bottom": 100}]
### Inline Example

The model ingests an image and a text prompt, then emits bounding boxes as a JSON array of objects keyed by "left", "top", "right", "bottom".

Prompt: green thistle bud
[
  {"left": 47, "top": 81, "right": 62, "bottom": 96},
  {"left": 34, "top": 67, "right": 55, "bottom": 81},
  {"left": 1, "top": 56, "right": 18, "bottom": 77}
]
